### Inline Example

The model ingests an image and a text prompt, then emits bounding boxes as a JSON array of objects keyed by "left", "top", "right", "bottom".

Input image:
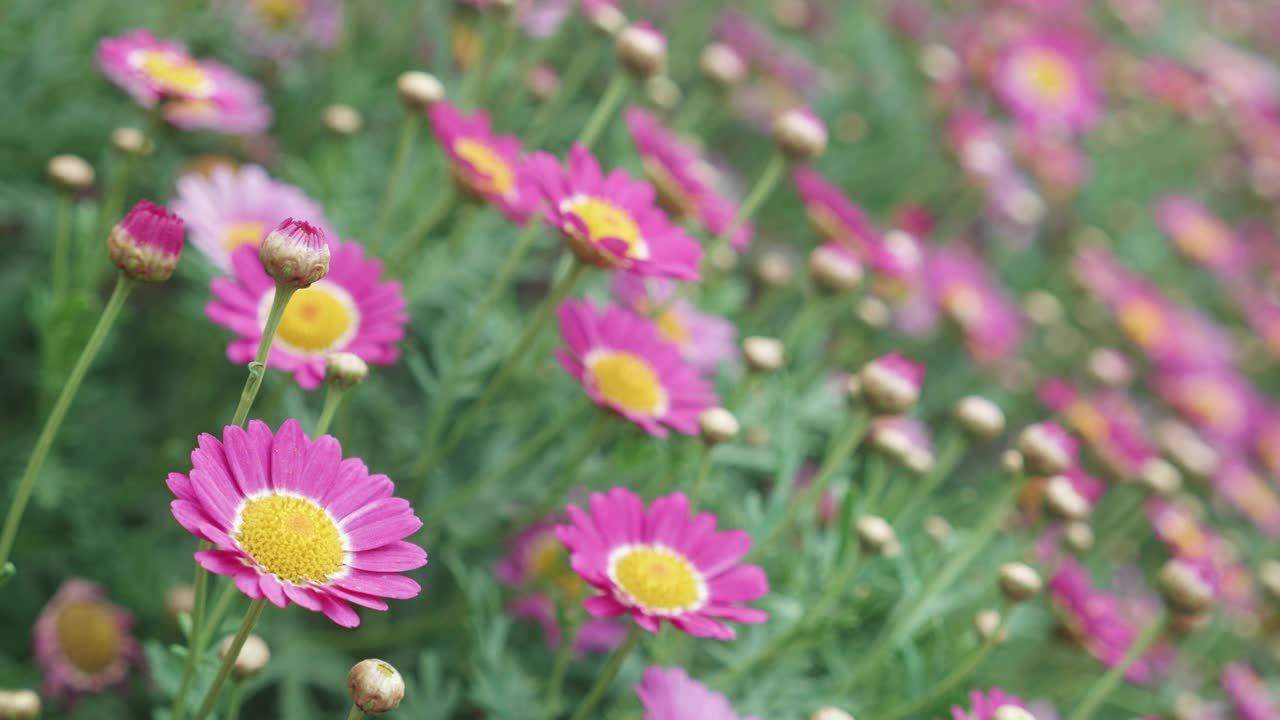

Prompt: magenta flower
[
  {"left": 172, "top": 164, "right": 332, "bottom": 273},
  {"left": 556, "top": 488, "right": 768, "bottom": 639},
  {"left": 634, "top": 666, "right": 759, "bottom": 720},
  {"left": 924, "top": 247, "right": 1024, "bottom": 364},
  {"left": 1049, "top": 559, "right": 1166, "bottom": 682},
  {"left": 528, "top": 144, "right": 703, "bottom": 280},
  {"left": 610, "top": 272, "right": 737, "bottom": 376},
  {"left": 217, "top": 0, "right": 342, "bottom": 61},
  {"left": 34, "top": 579, "right": 141, "bottom": 703},
  {"left": 1146, "top": 498, "right": 1257, "bottom": 617},
  {"left": 950, "top": 688, "right": 1027, "bottom": 720},
  {"left": 429, "top": 100, "right": 537, "bottom": 224},
  {"left": 1223, "top": 662, "right": 1279, "bottom": 720},
  {"left": 1216, "top": 461, "right": 1280, "bottom": 538},
  {"left": 207, "top": 242, "right": 407, "bottom": 389},
  {"left": 555, "top": 298, "right": 717, "bottom": 437},
  {"left": 168, "top": 419, "right": 427, "bottom": 627},
  {"left": 1154, "top": 365, "right": 1260, "bottom": 445},
  {"left": 790, "top": 167, "right": 886, "bottom": 264},
  {"left": 1155, "top": 196, "right": 1244, "bottom": 274},
  {"left": 992, "top": 31, "right": 1101, "bottom": 133},
  {"left": 162, "top": 60, "right": 273, "bottom": 134}
]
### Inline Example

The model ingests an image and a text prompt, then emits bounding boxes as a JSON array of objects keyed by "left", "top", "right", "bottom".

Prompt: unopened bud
[
  {"left": 925, "top": 516, "right": 952, "bottom": 543},
  {"left": 1016, "top": 422, "right": 1075, "bottom": 476},
  {"left": 857, "top": 353, "right": 924, "bottom": 415},
  {"left": 856, "top": 296, "right": 890, "bottom": 329},
  {"left": 108, "top": 200, "right": 184, "bottom": 282},
  {"left": 324, "top": 103, "right": 363, "bottom": 136},
  {"left": 1064, "top": 521, "right": 1094, "bottom": 552},
  {"left": 953, "top": 396, "right": 1005, "bottom": 441},
  {"left": 755, "top": 251, "right": 794, "bottom": 287},
  {"left": 1086, "top": 347, "right": 1133, "bottom": 388},
  {"left": 698, "top": 407, "right": 740, "bottom": 445},
  {"left": 260, "top": 218, "right": 331, "bottom": 290},
  {"left": 1000, "top": 449, "right": 1024, "bottom": 475},
  {"left": 857, "top": 515, "right": 896, "bottom": 555},
  {"left": 773, "top": 108, "right": 828, "bottom": 161},
  {"left": 1022, "top": 290, "right": 1063, "bottom": 326},
  {"left": 974, "top": 609, "right": 1007, "bottom": 643},
  {"left": 1139, "top": 458, "right": 1182, "bottom": 497},
  {"left": 809, "top": 244, "right": 863, "bottom": 292},
  {"left": 992, "top": 707, "right": 1036, "bottom": 720},
  {"left": 1158, "top": 559, "right": 1215, "bottom": 615},
  {"left": 701, "top": 43, "right": 747, "bottom": 87},
  {"left": 220, "top": 634, "right": 270, "bottom": 679},
  {"left": 326, "top": 352, "right": 369, "bottom": 391},
  {"left": 998, "top": 562, "right": 1043, "bottom": 603},
  {"left": 905, "top": 448, "right": 934, "bottom": 476},
  {"left": 709, "top": 243, "right": 737, "bottom": 273},
  {"left": 0, "top": 689, "right": 40, "bottom": 720},
  {"left": 617, "top": 23, "right": 666, "bottom": 78},
  {"left": 47, "top": 154, "right": 94, "bottom": 193},
  {"left": 844, "top": 375, "right": 862, "bottom": 404},
  {"left": 396, "top": 71, "right": 444, "bottom": 112},
  {"left": 742, "top": 336, "right": 784, "bottom": 373},
  {"left": 111, "top": 126, "right": 152, "bottom": 156},
  {"left": 810, "top": 708, "right": 854, "bottom": 720},
  {"left": 348, "top": 659, "right": 405, "bottom": 714},
  {"left": 1044, "top": 475, "right": 1091, "bottom": 521},
  {"left": 587, "top": 3, "right": 627, "bottom": 35}
]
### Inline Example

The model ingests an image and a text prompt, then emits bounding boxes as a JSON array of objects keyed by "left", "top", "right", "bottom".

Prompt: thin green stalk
[
  {"left": 529, "top": 413, "right": 611, "bottom": 519},
  {"left": 314, "top": 386, "right": 347, "bottom": 437},
  {"left": 688, "top": 449, "right": 713, "bottom": 508},
  {"left": 460, "top": 9, "right": 505, "bottom": 105},
  {"left": 861, "top": 453, "right": 889, "bottom": 517},
  {"left": 577, "top": 72, "right": 630, "bottom": 149},
  {"left": 542, "top": 616, "right": 582, "bottom": 719},
  {"left": 895, "top": 429, "right": 965, "bottom": 526},
  {"left": 525, "top": 46, "right": 599, "bottom": 145},
  {"left": 879, "top": 607, "right": 1013, "bottom": 719},
  {"left": 0, "top": 273, "right": 133, "bottom": 574},
  {"left": 198, "top": 580, "right": 240, "bottom": 652},
  {"left": 391, "top": 188, "right": 456, "bottom": 271},
  {"left": 713, "top": 150, "right": 785, "bottom": 252},
  {"left": 194, "top": 599, "right": 268, "bottom": 720},
  {"left": 172, "top": 542, "right": 211, "bottom": 720},
  {"left": 224, "top": 681, "right": 244, "bottom": 720},
  {"left": 675, "top": 87, "right": 714, "bottom": 131},
  {"left": 51, "top": 193, "right": 71, "bottom": 304},
  {"left": 231, "top": 286, "right": 296, "bottom": 426},
  {"left": 568, "top": 624, "right": 642, "bottom": 720},
  {"left": 1066, "top": 613, "right": 1168, "bottom": 720},
  {"left": 346, "top": 705, "right": 365, "bottom": 720},
  {"left": 371, "top": 114, "right": 421, "bottom": 249},
  {"left": 457, "top": 220, "right": 543, "bottom": 351},
  {"left": 447, "top": 203, "right": 484, "bottom": 256},
  {"left": 96, "top": 146, "right": 139, "bottom": 243}
]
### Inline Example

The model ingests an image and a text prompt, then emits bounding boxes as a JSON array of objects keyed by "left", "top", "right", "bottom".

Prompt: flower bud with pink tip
[
  {"left": 259, "top": 218, "right": 330, "bottom": 290},
  {"left": 108, "top": 200, "right": 184, "bottom": 282}
]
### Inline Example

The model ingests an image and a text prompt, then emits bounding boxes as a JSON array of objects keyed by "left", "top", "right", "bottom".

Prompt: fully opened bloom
[
  {"left": 529, "top": 144, "right": 702, "bottom": 280},
  {"left": 162, "top": 61, "right": 273, "bottom": 135},
  {"left": 950, "top": 688, "right": 1027, "bottom": 720},
  {"left": 992, "top": 32, "right": 1101, "bottom": 133},
  {"left": 96, "top": 30, "right": 213, "bottom": 105},
  {"left": 556, "top": 298, "right": 718, "bottom": 437},
  {"left": 207, "top": 242, "right": 407, "bottom": 389},
  {"left": 611, "top": 272, "right": 736, "bottom": 376},
  {"left": 429, "top": 101, "right": 537, "bottom": 223},
  {"left": 168, "top": 419, "right": 427, "bottom": 627},
  {"left": 34, "top": 579, "right": 141, "bottom": 702},
  {"left": 635, "top": 667, "right": 759, "bottom": 720},
  {"left": 172, "top": 164, "right": 332, "bottom": 272},
  {"left": 556, "top": 488, "right": 768, "bottom": 639}
]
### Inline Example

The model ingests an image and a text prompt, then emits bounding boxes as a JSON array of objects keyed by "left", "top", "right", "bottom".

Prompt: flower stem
[
  {"left": 713, "top": 149, "right": 785, "bottom": 252},
  {"left": 392, "top": 187, "right": 456, "bottom": 270},
  {"left": 198, "top": 580, "right": 241, "bottom": 651},
  {"left": 577, "top": 72, "right": 630, "bottom": 149},
  {"left": 371, "top": 114, "right": 421, "bottom": 250},
  {"left": 458, "top": 220, "right": 543, "bottom": 351},
  {"left": 51, "top": 193, "right": 72, "bottom": 305},
  {"left": 314, "top": 386, "right": 347, "bottom": 437},
  {"left": 231, "top": 285, "right": 295, "bottom": 427},
  {"left": 194, "top": 599, "right": 268, "bottom": 720},
  {"left": 1066, "top": 612, "right": 1168, "bottom": 720},
  {"left": 526, "top": 46, "right": 599, "bottom": 146},
  {"left": 0, "top": 272, "right": 133, "bottom": 574},
  {"left": 346, "top": 705, "right": 365, "bottom": 720},
  {"left": 568, "top": 624, "right": 642, "bottom": 720},
  {"left": 541, "top": 617, "right": 582, "bottom": 719},
  {"left": 224, "top": 681, "right": 244, "bottom": 720},
  {"left": 688, "top": 449, "right": 713, "bottom": 509},
  {"left": 894, "top": 429, "right": 965, "bottom": 526}
]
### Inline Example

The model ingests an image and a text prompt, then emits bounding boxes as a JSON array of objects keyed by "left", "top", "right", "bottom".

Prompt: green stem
[
  {"left": 198, "top": 580, "right": 240, "bottom": 651},
  {"left": 577, "top": 72, "right": 631, "bottom": 149},
  {"left": 541, "top": 616, "right": 581, "bottom": 719},
  {"left": 1066, "top": 613, "right": 1168, "bottom": 720},
  {"left": 447, "top": 203, "right": 484, "bottom": 256},
  {"left": 0, "top": 273, "right": 132, "bottom": 573},
  {"left": 713, "top": 150, "right": 785, "bottom": 252},
  {"left": 95, "top": 151, "right": 137, "bottom": 244},
  {"left": 460, "top": 9, "right": 505, "bottom": 105},
  {"left": 861, "top": 452, "right": 889, "bottom": 517},
  {"left": 194, "top": 599, "right": 268, "bottom": 720},
  {"left": 231, "top": 285, "right": 295, "bottom": 426},
  {"left": 314, "top": 386, "right": 347, "bottom": 437},
  {"left": 172, "top": 541, "right": 211, "bottom": 720},
  {"left": 526, "top": 46, "right": 599, "bottom": 145},
  {"left": 391, "top": 188, "right": 456, "bottom": 271},
  {"left": 688, "top": 449, "right": 713, "bottom": 508},
  {"left": 568, "top": 624, "right": 642, "bottom": 720},
  {"left": 457, "top": 221, "right": 543, "bottom": 351},
  {"left": 224, "top": 681, "right": 244, "bottom": 720},
  {"left": 895, "top": 429, "right": 965, "bottom": 526},
  {"left": 346, "top": 705, "right": 365, "bottom": 720},
  {"left": 51, "top": 193, "right": 71, "bottom": 304},
  {"left": 371, "top": 114, "right": 421, "bottom": 250},
  {"left": 879, "top": 607, "right": 1012, "bottom": 719}
]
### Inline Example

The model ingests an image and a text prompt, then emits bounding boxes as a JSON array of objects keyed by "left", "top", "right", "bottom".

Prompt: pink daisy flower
[
  {"left": 925, "top": 247, "right": 1024, "bottom": 364},
  {"left": 96, "top": 30, "right": 212, "bottom": 105},
  {"left": 1154, "top": 195, "right": 1244, "bottom": 274},
  {"left": 625, "top": 107, "right": 752, "bottom": 250},
  {"left": 429, "top": 100, "right": 537, "bottom": 224},
  {"left": 790, "top": 167, "right": 885, "bottom": 261},
  {"left": 1049, "top": 559, "right": 1165, "bottom": 682},
  {"left": 634, "top": 666, "right": 759, "bottom": 720},
  {"left": 172, "top": 164, "right": 333, "bottom": 273},
  {"left": 34, "top": 579, "right": 141, "bottom": 703},
  {"left": 1154, "top": 365, "right": 1260, "bottom": 445},
  {"left": 217, "top": 0, "right": 342, "bottom": 61},
  {"left": 1223, "top": 662, "right": 1279, "bottom": 720},
  {"left": 162, "top": 61, "right": 273, "bottom": 135},
  {"left": 950, "top": 688, "right": 1027, "bottom": 720},
  {"left": 555, "top": 298, "right": 717, "bottom": 437},
  {"left": 992, "top": 31, "right": 1101, "bottom": 134},
  {"left": 528, "top": 144, "right": 703, "bottom": 280},
  {"left": 611, "top": 272, "right": 737, "bottom": 376},
  {"left": 207, "top": 242, "right": 407, "bottom": 389},
  {"left": 167, "top": 419, "right": 428, "bottom": 627},
  {"left": 1216, "top": 461, "right": 1280, "bottom": 538},
  {"left": 556, "top": 488, "right": 769, "bottom": 639}
]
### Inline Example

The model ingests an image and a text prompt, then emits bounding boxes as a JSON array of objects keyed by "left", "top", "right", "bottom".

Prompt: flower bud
[
  {"left": 1064, "top": 521, "right": 1093, "bottom": 553},
  {"left": 47, "top": 154, "right": 94, "bottom": 193},
  {"left": 1155, "top": 420, "right": 1218, "bottom": 479},
  {"left": 1000, "top": 449, "right": 1024, "bottom": 475},
  {"left": 905, "top": 448, "right": 934, "bottom": 476},
  {"left": 810, "top": 709, "right": 854, "bottom": 720},
  {"left": 1022, "top": 290, "right": 1063, "bottom": 326},
  {"left": 952, "top": 396, "right": 1005, "bottom": 441},
  {"left": 326, "top": 352, "right": 369, "bottom": 391},
  {"left": 0, "top": 689, "right": 40, "bottom": 720},
  {"left": 1139, "top": 458, "right": 1182, "bottom": 497},
  {"left": 700, "top": 43, "right": 747, "bottom": 87},
  {"left": 587, "top": 3, "right": 627, "bottom": 35},
  {"left": 1259, "top": 560, "right": 1280, "bottom": 603},
  {"left": 220, "top": 634, "right": 270, "bottom": 679},
  {"left": 260, "top": 218, "right": 331, "bottom": 290},
  {"left": 871, "top": 424, "right": 912, "bottom": 463},
  {"left": 1044, "top": 475, "right": 1090, "bottom": 521},
  {"left": 108, "top": 200, "right": 184, "bottom": 282},
  {"left": 527, "top": 65, "right": 560, "bottom": 102},
  {"left": 974, "top": 609, "right": 1007, "bottom": 643},
  {"left": 644, "top": 75, "right": 680, "bottom": 112},
  {"left": 111, "top": 126, "right": 153, "bottom": 156},
  {"left": 616, "top": 23, "right": 666, "bottom": 78},
  {"left": 856, "top": 296, "right": 890, "bottom": 329},
  {"left": 992, "top": 707, "right": 1035, "bottom": 720},
  {"left": 773, "top": 107, "right": 828, "bottom": 161},
  {"left": 165, "top": 584, "right": 195, "bottom": 621},
  {"left": 1086, "top": 347, "right": 1133, "bottom": 388},
  {"left": 324, "top": 103, "right": 363, "bottom": 136},
  {"left": 1016, "top": 422, "right": 1075, "bottom": 476},
  {"left": 396, "top": 71, "right": 444, "bottom": 112},
  {"left": 1158, "top": 559, "right": 1214, "bottom": 615},
  {"left": 857, "top": 353, "right": 924, "bottom": 415},
  {"left": 348, "top": 659, "right": 405, "bottom": 714},
  {"left": 809, "top": 244, "right": 863, "bottom": 293},
  {"left": 742, "top": 336, "right": 784, "bottom": 373},
  {"left": 755, "top": 250, "right": 794, "bottom": 287},
  {"left": 925, "top": 516, "right": 952, "bottom": 543},
  {"left": 998, "top": 562, "right": 1043, "bottom": 603},
  {"left": 709, "top": 243, "right": 737, "bottom": 273},
  {"left": 698, "top": 407, "right": 740, "bottom": 445},
  {"left": 856, "top": 515, "right": 896, "bottom": 555}
]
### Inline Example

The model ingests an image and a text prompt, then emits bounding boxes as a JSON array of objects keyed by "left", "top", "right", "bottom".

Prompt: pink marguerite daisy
[
  {"left": 1154, "top": 195, "right": 1243, "bottom": 273},
  {"left": 1223, "top": 662, "right": 1279, "bottom": 720},
  {"left": 218, "top": 0, "right": 342, "bottom": 61},
  {"left": 555, "top": 298, "right": 718, "bottom": 437},
  {"left": 635, "top": 666, "right": 759, "bottom": 720},
  {"left": 556, "top": 488, "right": 769, "bottom": 639},
  {"left": 162, "top": 60, "right": 273, "bottom": 135},
  {"left": 429, "top": 100, "right": 537, "bottom": 224},
  {"left": 950, "top": 688, "right": 1027, "bottom": 720},
  {"left": 992, "top": 31, "right": 1101, "bottom": 134},
  {"left": 167, "top": 419, "right": 428, "bottom": 627},
  {"left": 34, "top": 579, "right": 141, "bottom": 703},
  {"left": 96, "top": 30, "right": 213, "bottom": 105},
  {"left": 611, "top": 272, "right": 737, "bottom": 376},
  {"left": 790, "top": 167, "right": 886, "bottom": 262},
  {"left": 528, "top": 144, "right": 703, "bottom": 280},
  {"left": 1049, "top": 559, "right": 1167, "bottom": 682},
  {"left": 172, "top": 164, "right": 333, "bottom": 273},
  {"left": 207, "top": 242, "right": 407, "bottom": 389}
]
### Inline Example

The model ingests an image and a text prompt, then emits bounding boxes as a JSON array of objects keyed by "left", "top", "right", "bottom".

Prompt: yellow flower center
[
  {"left": 655, "top": 308, "right": 690, "bottom": 348},
  {"left": 1177, "top": 217, "right": 1228, "bottom": 263},
  {"left": 563, "top": 196, "right": 648, "bottom": 260},
  {"left": 529, "top": 534, "right": 583, "bottom": 598},
  {"left": 1065, "top": 400, "right": 1108, "bottom": 444},
  {"left": 587, "top": 351, "right": 667, "bottom": 416},
  {"left": 1164, "top": 512, "right": 1208, "bottom": 557},
  {"left": 611, "top": 545, "right": 704, "bottom": 613},
  {"left": 1183, "top": 378, "right": 1241, "bottom": 430},
  {"left": 234, "top": 493, "right": 346, "bottom": 584},
  {"left": 273, "top": 283, "right": 357, "bottom": 356},
  {"left": 56, "top": 601, "right": 122, "bottom": 675},
  {"left": 137, "top": 50, "right": 211, "bottom": 98},
  {"left": 452, "top": 138, "right": 516, "bottom": 197},
  {"left": 1117, "top": 299, "right": 1164, "bottom": 349},
  {"left": 224, "top": 221, "right": 267, "bottom": 252},
  {"left": 1021, "top": 50, "right": 1073, "bottom": 103},
  {"left": 256, "top": 0, "right": 304, "bottom": 28}
]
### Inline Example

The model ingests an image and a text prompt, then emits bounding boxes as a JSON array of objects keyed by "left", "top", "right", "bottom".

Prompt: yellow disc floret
[
  {"left": 138, "top": 51, "right": 211, "bottom": 98},
  {"left": 563, "top": 196, "right": 648, "bottom": 260},
  {"left": 56, "top": 601, "right": 122, "bottom": 674},
  {"left": 611, "top": 545, "right": 704, "bottom": 614},
  {"left": 587, "top": 351, "right": 667, "bottom": 416},
  {"left": 235, "top": 494, "right": 346, "bottom": 584},
  {"left": 224, "top": 221, "right": 266, "bottom": 252},
  {"left": 275, "top": 284, "right": 356, "bottom": 355},
  {"left": 452, "top": 138, "right": 516, "bottom": 197}
]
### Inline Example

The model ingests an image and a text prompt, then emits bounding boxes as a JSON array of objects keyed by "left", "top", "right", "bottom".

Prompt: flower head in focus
[
  {"left": 108, "top": 200, "right": 185, "bottom": 282},
  {"left": 167, "top": 419, "right": 427, "bottom": 627},
  {"left": 34, "top": 579, "right": 141, "bottom": 703},
  {"left": 635, "top": 666, "right": 759, "bottom": 720},
  {"left": 429, "top": 100, "right": 538, "bottom": 224},
  {"left": 556, "top": 488, "right": 768, "bottom": 639}
]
